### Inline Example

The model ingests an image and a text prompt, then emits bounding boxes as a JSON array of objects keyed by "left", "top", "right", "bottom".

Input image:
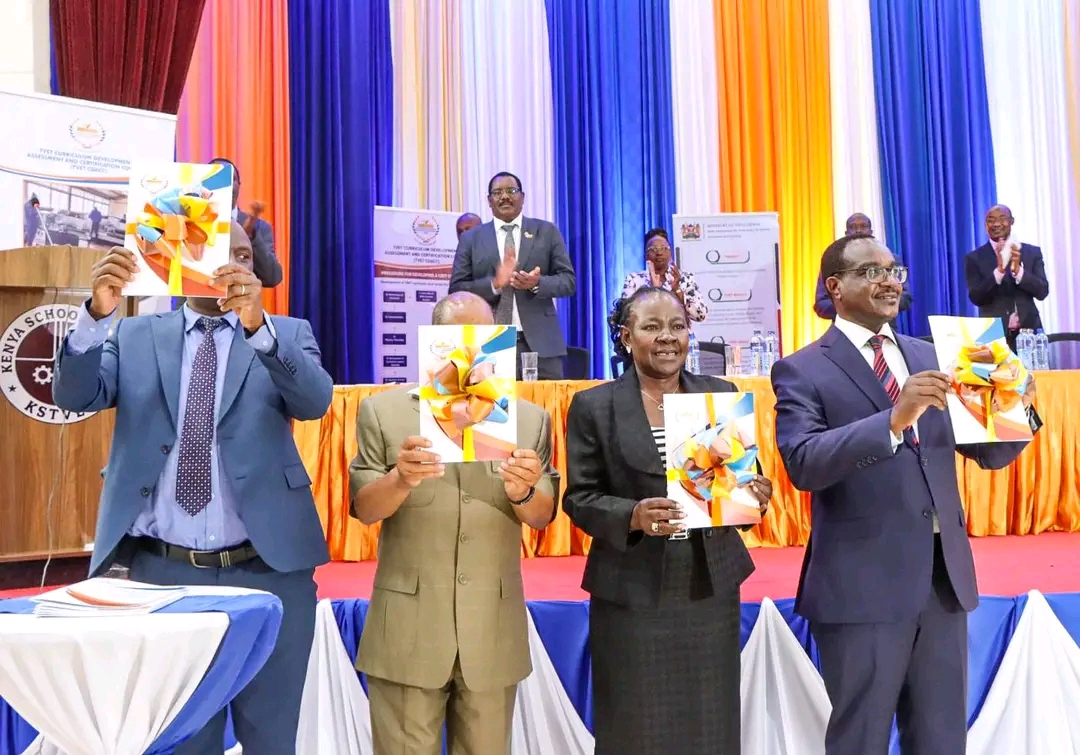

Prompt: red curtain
[{"left": 51, "top": 0, "right": 208, "bottom": 114}]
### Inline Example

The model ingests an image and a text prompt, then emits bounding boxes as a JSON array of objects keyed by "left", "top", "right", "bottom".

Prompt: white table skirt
[{"left": 0, "top": 612, "right": 227, "bottom": 755}]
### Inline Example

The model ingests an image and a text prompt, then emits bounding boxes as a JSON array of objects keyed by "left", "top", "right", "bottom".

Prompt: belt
[{"left": 135, "top": 536, "right": 260, "bottom": 569}]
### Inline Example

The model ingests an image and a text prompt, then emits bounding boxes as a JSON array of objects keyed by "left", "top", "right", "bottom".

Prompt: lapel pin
[{"left": 524, "top": 231, "right": 534, "bottom": 239}]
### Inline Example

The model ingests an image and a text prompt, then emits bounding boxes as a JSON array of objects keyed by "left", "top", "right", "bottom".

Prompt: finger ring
[
  {"left": 650, "top": 522, "right": 659, "bottom": 533},
  {"left": 240, "top": 284, "right": 246, "bottom": 296}
]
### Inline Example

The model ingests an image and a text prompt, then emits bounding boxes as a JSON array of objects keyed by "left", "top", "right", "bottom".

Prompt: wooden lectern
[{"left": 0, "top": 246, "right": 133, "bottom": 562}]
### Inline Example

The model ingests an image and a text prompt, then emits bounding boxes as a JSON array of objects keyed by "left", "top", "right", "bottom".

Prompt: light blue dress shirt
[{"left": 66, "top": 302, "right": 277, "bottom": 550}]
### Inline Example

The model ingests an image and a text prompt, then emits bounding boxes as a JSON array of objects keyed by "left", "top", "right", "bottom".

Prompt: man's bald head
[
  {"left": 845, "top": 213, "right": 872, "bottom": 236},
  {"left": 456, "top": 213, "right": 482, "bottom": 239},
  {"left": 985, "top": 204, "right": 1014, "bottom": 242},
  {"left": 431, "top": 292, "right": 494, "bottom": 326}
]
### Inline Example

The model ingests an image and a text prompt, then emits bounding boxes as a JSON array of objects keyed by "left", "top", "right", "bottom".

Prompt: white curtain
[
  {"left": 741, "top": 599, "right": 830, "bottom": 755},
  {"left": 510, "top": 609, "right": 594, "bottom": 755},
  {"left": 980, "top": 0, "right": 1078, "bottom": 334},
  {"left": 967, "top": 591, "right": 1080, "bottom": 754},
  {"left": 457, "top": 0, "right": 555, "bottom": 224},
  {"left": 389, "top": 0, "right": 462, "bottom": 211},
  {"left": 826, "top": 0, "right": 886, "bottom": 244},
  {"left": 668, "top": 0, "right": 721, "bottom": 215},
  {"left": 389, "top": 0, "right": 554, "bottom": 222}
]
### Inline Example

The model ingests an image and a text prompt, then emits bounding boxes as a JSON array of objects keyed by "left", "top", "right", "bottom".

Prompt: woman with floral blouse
[{"left": 619, "top": 228, "right": 708, "bottom": 323}]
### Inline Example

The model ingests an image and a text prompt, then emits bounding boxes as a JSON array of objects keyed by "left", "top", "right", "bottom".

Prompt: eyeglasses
[
  {"left": 646, "top": 245, "right": 672, "bottom": 253},
  {"left": 833, "top": 265, "right": 908, "bottom": 284},
  {"left": 489, "top": 188, "right": 521, "bottom": 198}
]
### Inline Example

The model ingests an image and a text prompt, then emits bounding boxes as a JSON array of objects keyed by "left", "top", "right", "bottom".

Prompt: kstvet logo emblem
[
  {"left": 0, "top": 305, "right": 96, "bottom": 425},
  {"left": 139, "top": 174, "right": 169, "bottom": 194},
  {"left": 412, "top": 216, "right": 441, "bottom": 245},
  {"left": 69, "top": 118, "right": 106, "bottom": 150}
]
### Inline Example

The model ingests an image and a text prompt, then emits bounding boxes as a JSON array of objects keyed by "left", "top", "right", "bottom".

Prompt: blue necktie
[{"left": 176, "top": 317, "right": 227, "bottom": 516}]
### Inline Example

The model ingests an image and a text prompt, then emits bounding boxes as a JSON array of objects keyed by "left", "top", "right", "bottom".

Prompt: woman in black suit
[{"left": 564, "top": 287, "right": 772, "bottom": 754}]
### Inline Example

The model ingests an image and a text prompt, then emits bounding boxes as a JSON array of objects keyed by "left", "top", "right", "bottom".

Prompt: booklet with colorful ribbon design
[
  {"left": 928, "top": 315, "right": 1032, "bottom": 443},
  {"left": 124, "top": 162, "right": 234, "bottom": 297},
  {"left": 664, "top": 391, "right": 761, "bottom": 528},
  {"left": 418, "top": 324, "right": 518, "bottom": 462}
]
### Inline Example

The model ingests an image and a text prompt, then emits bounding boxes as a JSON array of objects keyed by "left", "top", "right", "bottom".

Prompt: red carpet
[
  {"left": 3, "top": 533, "right": 1078, "bottom": 601},
  {"left": 312, "top": 532, "right": 1080, "bottom": 602}
]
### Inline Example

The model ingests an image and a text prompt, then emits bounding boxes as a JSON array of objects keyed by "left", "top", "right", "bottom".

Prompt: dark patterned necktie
[
  {"left": 868, "top": 334, "right": 917, "bottom": 446},
  {"left": 176, "top": 317, "right": 228, "bottom": 515},
  {"left": 494, "top": 224, "right": 517, "bottom": 325}
]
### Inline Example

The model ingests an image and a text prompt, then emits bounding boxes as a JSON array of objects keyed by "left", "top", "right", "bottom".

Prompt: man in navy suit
[
  {"left": 965, "top": 204, "right": 1049, "bottom": 350},
  {"left": 53, "top": 221, "right": 333, "bottom": 754},
  {"left": 449, "top": 171, "right": 576, "bottom": 379},
  {"left": 814, "top": 213, "right": 911, "bottom": 321},
  {"left": 210, "top": 157, "right": 284, "bottom": 288},
  {"left": 772, "top": 234, "right": 1038, "bottom": 755}
]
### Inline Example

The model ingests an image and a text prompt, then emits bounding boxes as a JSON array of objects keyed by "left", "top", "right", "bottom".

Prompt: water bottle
[
  {"left": 1033, "top": 329, "right": 1050, "bottom": 371},
  {"left": 1016, "top": 329, "right": 1034, "bottom": 370},
  {"left": 749, "top": 329, "right": 764, "bottom": 377},
  {"left": 763, "top": 330, "right": 778, "bottom": 376},
  {"left": 687, "top": 332, "right": 700, "bottom": 375}
]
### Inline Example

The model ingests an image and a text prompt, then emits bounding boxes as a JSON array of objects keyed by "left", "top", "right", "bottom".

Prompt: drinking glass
[{"left": 521, "top": 352, "right": 539, "bottom": 382}]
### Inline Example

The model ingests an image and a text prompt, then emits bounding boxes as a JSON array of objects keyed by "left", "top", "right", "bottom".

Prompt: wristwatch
[
  {"left": 509, "top": 487, "right": 536, "bottom": 506},
  {"left": 530, "top": 284, "right": 540, "bottom": 294}
]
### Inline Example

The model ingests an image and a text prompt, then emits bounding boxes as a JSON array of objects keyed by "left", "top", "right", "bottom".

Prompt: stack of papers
[{"left": 30, "top": 578, "right": 188, "bottom": 617}]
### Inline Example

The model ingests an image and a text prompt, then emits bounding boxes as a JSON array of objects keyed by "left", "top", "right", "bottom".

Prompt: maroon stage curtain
[{"left": 51, "top": 0, "right": 208, "bottom": 114}]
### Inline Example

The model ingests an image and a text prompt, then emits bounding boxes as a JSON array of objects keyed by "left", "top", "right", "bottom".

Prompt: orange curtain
[
  {"left": 712, "top": 0, "right": 835, "bottom": 356},
  {"left": 293, "top": 376, "right": 1079, "bottom": 561},
  {"left": 175, "top": 0, "right": 291, "bottom": 315}
]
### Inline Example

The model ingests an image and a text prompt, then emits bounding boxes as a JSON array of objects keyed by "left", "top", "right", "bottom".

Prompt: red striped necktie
[{"left": 867, "top": 334, "right": 917, "bottom": 446}]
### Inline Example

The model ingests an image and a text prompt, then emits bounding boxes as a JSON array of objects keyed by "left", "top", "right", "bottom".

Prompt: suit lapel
[
  {"left": 150, "top": 310, "right": 186, "bottom": 429},
  {"left": 482, "top": 222, "right": 501, "bottom": 270},
  {"left": 516, "top": 217, "right": 536, "bottom": 272},
  {"left": 821, "top": 326, "right": 894, "bottom": 413},
  {"left": 613, "top": 368, "right": 665, "bottom": 477},
  {"left": 218, "top": 321, "right": 256, "bottom": 423}
]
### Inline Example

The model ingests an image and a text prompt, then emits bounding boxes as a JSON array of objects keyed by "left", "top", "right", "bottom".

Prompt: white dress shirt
[
  {"left": 491, "top": 214, "right": 523, "bottom": 328},
  {"left": 833, "top": 315, "right": 937, "bottom": 531}
]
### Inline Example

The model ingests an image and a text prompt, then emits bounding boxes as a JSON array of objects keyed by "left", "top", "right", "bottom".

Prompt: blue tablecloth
[
  {"left": 328, "top": 592, "right": 1080, "bottom": 755},
  {"left": 3, "top": 591, "right": 1079, "bottom": 755},
  {"left": 0, "top": 592, "right": 281, "bottom": 755}
]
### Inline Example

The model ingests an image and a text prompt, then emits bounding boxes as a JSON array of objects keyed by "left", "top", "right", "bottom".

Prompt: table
[
  {"left": 291, "top": 372, "right": 1080, "bottom": 561},
  {"left": 0, "top": 588, "right": 282, "bottom": 755}
]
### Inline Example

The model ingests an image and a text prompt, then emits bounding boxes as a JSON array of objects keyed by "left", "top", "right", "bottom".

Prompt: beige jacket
[{"left": 349, "top": 386, "right": 558, "bottom": 691}]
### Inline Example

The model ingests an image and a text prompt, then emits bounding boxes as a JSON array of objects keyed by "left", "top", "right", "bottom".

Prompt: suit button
[
  {"left": 922, "top": 509, "right": 932, "bottom": 518},
  {"left": 461, "top": 494, "right": 471, "bottom": 504},
  {"left": 457, "top": 574, "right": 468, "bottom": 585},
  {"left": 459, "top": 533, "right": 468, "bottom": 543},
  {"left": 140, "top": 487, "right": 151, "bottom": 497},
  {"left": 921, "top": 457, "right": 928, "bottom": 468},
  {"left": 160, "top": 445, "right": 170, "bottom": 454}
]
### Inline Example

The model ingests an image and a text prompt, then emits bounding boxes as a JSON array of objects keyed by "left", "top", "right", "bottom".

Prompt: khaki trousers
[{"left": 367, "top": 658, "right": 516, "bottom": 755}]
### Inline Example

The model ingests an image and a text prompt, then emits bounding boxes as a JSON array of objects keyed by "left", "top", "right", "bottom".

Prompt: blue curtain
[
  {"left": 545, "top": 0, "right": 677, "bottom": 378},
  {"left": 870, "top": 0, "right": 997, "bottom": 336},
  {"left": 287, "top": 0, "right": 393, "bottom": 384},
  {"left": 48, "top": 18, "right": 58, "bottom": 95}
]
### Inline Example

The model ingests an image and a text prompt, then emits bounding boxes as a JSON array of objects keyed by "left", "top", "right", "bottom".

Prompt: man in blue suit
[
  {"left": 53, "top": 221, "right": 333, "bottom": 754},
  {"left": 772, "top": 233, "right": 1039, "bottom": 755},
  {"left": 449, "top": 171, "right": 576, "bottom": 379},
  {"left": 813, "top": 213, "right": 911, "bottom": 320}
]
